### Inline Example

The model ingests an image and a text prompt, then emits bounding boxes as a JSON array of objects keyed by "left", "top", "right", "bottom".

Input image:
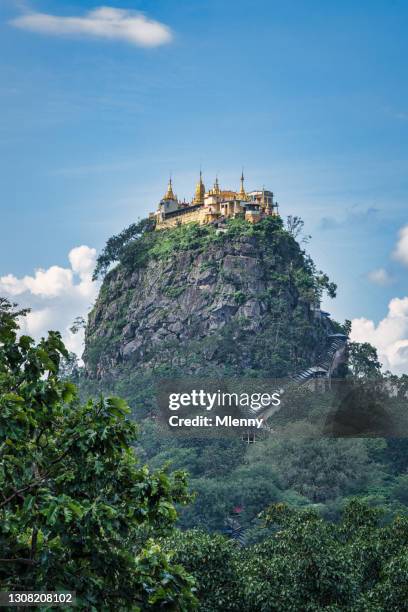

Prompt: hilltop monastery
[{"left": 151, "top": 172, "right": 279, "bottom": 229}]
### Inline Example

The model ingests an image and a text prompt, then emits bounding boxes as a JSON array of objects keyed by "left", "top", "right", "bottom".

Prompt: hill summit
[{"left": 84, "top": 216, "right": 339, "bottom": 383}]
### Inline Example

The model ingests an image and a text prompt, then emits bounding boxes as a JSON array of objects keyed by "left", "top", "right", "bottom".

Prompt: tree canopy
[
  {"left": 167, "top": 500, "right": 408, "bottom": 611},
  {"left": 93, "top": 217, "right": 155, "bottom": 280},
  {"left": 0, "top": 299, "right": 196, "bottom": 610}
]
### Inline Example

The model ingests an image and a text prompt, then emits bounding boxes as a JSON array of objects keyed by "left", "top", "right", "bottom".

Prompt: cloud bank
[
  {"left": 10, "top": 6, "right": 173, "bottom": 47},
  {"left": 0, "top": 246, "right": 99, "bottom": 358},
  {"left": 351, "top": 297, "right": 408, "bottom": 374},
  {"left": 351, "top": 224, "right": 408, "bottom": 374}
]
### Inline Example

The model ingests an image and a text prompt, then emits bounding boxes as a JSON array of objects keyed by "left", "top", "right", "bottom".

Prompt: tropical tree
[
  {"left": 93, "top": 217, "right": 155, "bottom": 280},
  {"left": 0, "top": 298, "right": 196, "bottom": 610},
  {"left": 163, "top": 530, "right": 242, "bottom": 612},
  {"left": 348, "top": 341, "right": 382, "bottom": 378}
]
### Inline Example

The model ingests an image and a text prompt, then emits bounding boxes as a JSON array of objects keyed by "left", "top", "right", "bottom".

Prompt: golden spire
[
  {"left": 238, "top": 170, "right": 247, "bottom": 200},
  {"left": 163, "top": 176, "right": 176, "bottom": 201},
  {"left": 193, "top": 170, "right": 206, "bottom": 204},
  {"left": 213, "top": 175, "right": 220, "bottom": 195}
]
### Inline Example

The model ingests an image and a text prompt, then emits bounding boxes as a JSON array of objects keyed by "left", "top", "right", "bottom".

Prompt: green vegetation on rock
[{"left": 85, "top": 217, "right": 337, "bottom": 380}]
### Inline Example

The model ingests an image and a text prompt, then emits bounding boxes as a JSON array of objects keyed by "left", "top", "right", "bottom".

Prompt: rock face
[{"left": 84, "top": 224, "right": 333, "bottom": 380}]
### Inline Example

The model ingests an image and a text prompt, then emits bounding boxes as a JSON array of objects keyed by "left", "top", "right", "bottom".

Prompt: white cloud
[
  {"left": 0, "top": 246, "right": 99, "bottom": 359},
  {"left": 69, "top": 245, "right": 95, "bottom": 277},
  {"left": 10, "top": 6, "right": 173, "bottom": 48},
  {"left": 351, "top": 296, "right": 408, "bottom": 374},
  {"left": 68, "top": 246, "right": 98, "bottom": 298},
  {"left": 393, "top": 225, "right": 408, "bottom": 266},
  {"left": 0, "top": 267, "right": 74, "bottom": 298},
  {"left": 367, "top": 267, "right": 393, "bottom": 286},
  {"left": 350, "top": 224, "right": 408, "bottom": 374}
]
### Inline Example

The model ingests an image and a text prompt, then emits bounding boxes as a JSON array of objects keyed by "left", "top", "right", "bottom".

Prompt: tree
[
  {"left": 286, "top": 215, "right": 311, "bottom": 244},
  {"left": 93, "top": 217, "right": 155, "bottom": 280},
  {"left": 342, "top": 319, "right": 352, "bottom": 336},
  {"left": 348, "top": 341, "right": 382, "bottom": 378},
  {"left": 0, "top": 298, "right": 197, "bottom": 610},
  {"left": 69, "top": 316, "right": 86, "bottom": 335},
  {"left": 163, "top": 530, "right": 242, "bottom": 612}
]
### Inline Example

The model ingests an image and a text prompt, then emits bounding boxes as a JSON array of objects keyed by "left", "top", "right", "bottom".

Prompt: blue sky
[{"left": 1, "top": 0, "right": 408, "bottom": 370}]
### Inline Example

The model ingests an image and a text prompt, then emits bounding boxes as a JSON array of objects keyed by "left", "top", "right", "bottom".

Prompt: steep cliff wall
[{"left": 84, "top": 218, "right": 335, "bottom": 381}]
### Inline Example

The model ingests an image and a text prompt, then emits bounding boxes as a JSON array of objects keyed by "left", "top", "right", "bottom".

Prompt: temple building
[{"left": 151, "top": 172, "right": 279, "bottom": 229}]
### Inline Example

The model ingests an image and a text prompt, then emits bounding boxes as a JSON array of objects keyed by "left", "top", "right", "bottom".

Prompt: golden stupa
[
  {"left": 163, "top": 177, "right": 176, "bottom": 201},
  {"left": 193, "top": 171, "right": 206, "bottom": 204}
]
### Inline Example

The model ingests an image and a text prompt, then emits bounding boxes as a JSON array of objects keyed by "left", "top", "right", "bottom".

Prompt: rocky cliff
[{"left": 84, "top": 218, "right": 336, "bottom": 381}]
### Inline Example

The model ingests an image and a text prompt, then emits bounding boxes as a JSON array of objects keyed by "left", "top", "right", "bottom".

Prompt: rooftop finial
[{"left": 239, "top": 168, "right": 247, "bottom": 200}]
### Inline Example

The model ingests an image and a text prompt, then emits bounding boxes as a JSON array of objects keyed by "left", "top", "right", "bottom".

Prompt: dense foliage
[
  {"left": 163, "top": 530, "right": 242, "bottom": 612},
  {"left": 0, "top": 299, "right": 196, "bottom": 610},
  {"left": 139, "top": 422, "right": 408, "bottom": 537},
  {"left": 164, "top": 500, "right": 408, "bottom": 610},
  {"left": 93, "top": 217, "right": 155, "bottom": 280}
]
